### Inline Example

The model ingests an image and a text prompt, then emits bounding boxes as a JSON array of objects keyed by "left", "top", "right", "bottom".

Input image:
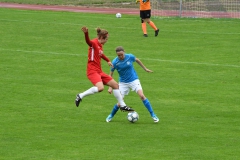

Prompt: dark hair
[
  {"left": 96, "top": 27, "right": 108, "bottom": 39},
  {"left": 115, "top": 46, "right": 124, "bottom": 52}
]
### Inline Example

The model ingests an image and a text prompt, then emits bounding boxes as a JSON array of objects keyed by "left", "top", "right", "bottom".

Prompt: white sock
[
  {"left": 79, "top": 86, "right": 98, "bottom": 99},
  {"left": 113, "top": 89, "right": 126, "bottom": 107}
]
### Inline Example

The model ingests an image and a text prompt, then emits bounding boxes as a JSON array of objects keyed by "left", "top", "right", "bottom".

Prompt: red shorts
[{"left": 87, "top": 72, "right": 113, "bottom": 85}]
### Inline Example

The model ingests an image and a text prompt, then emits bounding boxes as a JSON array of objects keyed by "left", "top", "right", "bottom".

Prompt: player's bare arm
[{"left": 136, "top": 58, "right": 153, "bottom": 73}]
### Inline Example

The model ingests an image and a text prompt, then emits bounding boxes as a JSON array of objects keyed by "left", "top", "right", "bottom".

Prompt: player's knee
[
  {"left": 145, "top": 18, "right": 150, "bottom": 23},
  {"left": 141, "top": 19, "right": 144, "bottom": 23},
  {"left": 139, "top": 95, "right": 145, "bottom": 100},
  {"left": 111, "top": 83, "right": 119, "bottom": 89},
  {"left": 98, "top": 86, "right": 104, "bottom": 92},
  {"left": 112, "top": 85, "right": 119, "bottom": 89}
]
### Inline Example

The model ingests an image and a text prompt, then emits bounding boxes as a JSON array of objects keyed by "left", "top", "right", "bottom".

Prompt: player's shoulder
[
  {"left": 125, "top": 53, "right": 135, "bottom": 57},
  {"left": 125, "top": 53, "right": 136, "bottom": 59},
  {"left": 92, "top": 38, "right": 99, "bottom": 44},
  {"left": 112, "top": 57, "right": 119, "bottom": 63}
]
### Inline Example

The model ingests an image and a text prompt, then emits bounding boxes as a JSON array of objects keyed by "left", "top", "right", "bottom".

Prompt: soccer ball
[
  {"left": 116, "top": 13, "right": 122, "bottom": 18},
  {"left": 127, "top": 112, "right": 139, "bottom": 123}
]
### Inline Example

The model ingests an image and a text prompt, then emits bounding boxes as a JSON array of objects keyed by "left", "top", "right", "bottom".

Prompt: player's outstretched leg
[
  {"left": 75, "top": 86, "right": 98, "bottom": 107},
  {"left": 112, "top": 89, "right": 134, "bottom": 112},
  {"left": 106, "top": 104, "right": 119, "bottom": 122},
  {"left": 142, "top": 98, "right": 159, "bottom": 122}
]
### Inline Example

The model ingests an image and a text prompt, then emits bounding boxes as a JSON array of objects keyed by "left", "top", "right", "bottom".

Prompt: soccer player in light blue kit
[{"left": 106, "top": 46, "right": 159, "bottom": 123}]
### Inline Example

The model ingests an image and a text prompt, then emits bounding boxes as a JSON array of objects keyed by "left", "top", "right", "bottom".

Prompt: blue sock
[
  {"left": 110, "top": 104, "right": 119, "bottom": 117},
  {"left": 143, "top": 98, "right": 154, "bottom": 116}
]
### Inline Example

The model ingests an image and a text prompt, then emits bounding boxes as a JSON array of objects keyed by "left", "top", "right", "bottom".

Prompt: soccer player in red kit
[{"left": 75, "top": 26, "right": 134, "bottom": 112}]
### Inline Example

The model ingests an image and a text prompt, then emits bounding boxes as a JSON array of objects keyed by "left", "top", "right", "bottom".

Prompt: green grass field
[{"left": 0, "top": 7, "right": 240, "bottom": 160}]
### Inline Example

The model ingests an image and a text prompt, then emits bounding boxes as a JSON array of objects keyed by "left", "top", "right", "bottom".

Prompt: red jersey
[{"left": 84, "top": 32, "right": 110, "bottom": 75}]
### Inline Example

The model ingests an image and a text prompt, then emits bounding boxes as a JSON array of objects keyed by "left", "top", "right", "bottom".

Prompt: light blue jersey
[{"left": 111, "top": 54, "right": 138, "bottom": 83}]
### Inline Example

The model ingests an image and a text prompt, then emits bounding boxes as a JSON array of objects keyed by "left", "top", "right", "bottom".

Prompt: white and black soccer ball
[
  {"left": 116, "top": 13, "right": 122, "bottom": 18},
  {"left": 127, "top": 112, "right": 139, "bottom": 123}
]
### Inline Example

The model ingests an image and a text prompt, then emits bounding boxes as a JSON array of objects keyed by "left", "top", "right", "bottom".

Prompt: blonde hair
[{"left": 96, "top": 27, "right": 108, "bottom": 39}]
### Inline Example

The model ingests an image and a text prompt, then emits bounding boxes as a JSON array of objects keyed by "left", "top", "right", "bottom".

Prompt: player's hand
[
  {"left": 108, "top": 61, "right": 113, "bottom": 68},
  {"left": 145, "top": 68, "right": 153, "bottom": 72},
  {"left": 108, "top": 87, "right": 113, "bottom": 94},
  {"left": 81, "top": 26, "right": 88, "bottom": 33},
  {"left": 136, "top": 0, "right": 140, "bottom": 4}
]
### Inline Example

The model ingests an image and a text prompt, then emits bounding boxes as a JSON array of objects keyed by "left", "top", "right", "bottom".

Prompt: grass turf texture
[{"left": 0, "top": 8, "right": 240, "bottom": 159}]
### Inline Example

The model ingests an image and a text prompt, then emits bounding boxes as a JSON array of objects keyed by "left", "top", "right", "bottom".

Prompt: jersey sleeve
[
  {"left": 129, "top": 54, "right": 136, "bottom": 62},
  {"left": 101, "top": 54, "right": 110, "bottom": 62},
  {"left": 84, "top": 32, "right": 92, "bottom": 47}
]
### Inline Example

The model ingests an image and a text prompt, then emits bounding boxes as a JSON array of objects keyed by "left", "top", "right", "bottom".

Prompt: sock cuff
[{"left": 143, "top": 98, "right": 148, "bottom": 102}]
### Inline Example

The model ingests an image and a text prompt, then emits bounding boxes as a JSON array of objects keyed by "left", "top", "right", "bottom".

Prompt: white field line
[
  {"left": 0, "top": 18, "right": 240, "bottom": 35},
  {"left": 143, "top": 58, "right": 240, "bottom": 68},
  {"left": 1, "top": 48, "right": 239, "bottom": 68}
]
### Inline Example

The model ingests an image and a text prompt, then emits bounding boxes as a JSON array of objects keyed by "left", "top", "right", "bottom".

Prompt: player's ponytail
[{"left": 96, "top": 27, "right": 108, "bottom": 40}]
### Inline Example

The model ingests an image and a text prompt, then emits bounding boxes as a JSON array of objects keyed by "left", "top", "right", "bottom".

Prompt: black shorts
[{"left": 140, "top": 10, "right": 151, "bottom": 19}]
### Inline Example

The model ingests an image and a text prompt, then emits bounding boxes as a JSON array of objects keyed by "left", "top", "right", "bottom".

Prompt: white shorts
[{"left": 119, "top": 79, "right": 142, "bottom": 98}]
